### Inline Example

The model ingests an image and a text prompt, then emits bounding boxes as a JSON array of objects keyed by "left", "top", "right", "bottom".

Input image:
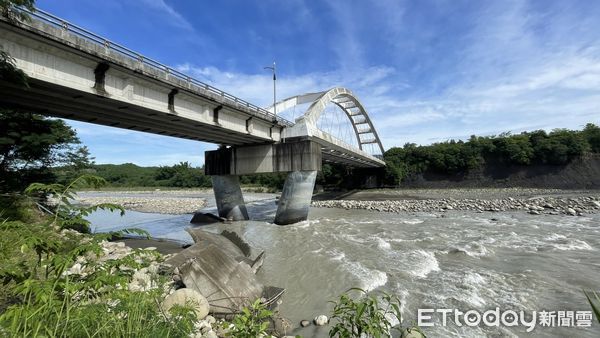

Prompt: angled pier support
[
  {"left": 274, "top": 170, "right": 317, "bottom": 225},
  {"left": 203, "top": 140, "right": 321, "bottom": 225},
  {"left": 212, "top": 175, "right": 249, "bottom": 221}
]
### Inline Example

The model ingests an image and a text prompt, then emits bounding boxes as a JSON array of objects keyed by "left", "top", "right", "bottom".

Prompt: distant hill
[
  {"left": 396, "top": 153, "right": 600, "bottom": 189},
  {"left": 383, "top": 123, "right": 600, "bottom": 189}
]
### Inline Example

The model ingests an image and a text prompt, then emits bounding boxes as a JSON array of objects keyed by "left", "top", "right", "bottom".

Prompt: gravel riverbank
[
  {"left": 312, "top": 188, "right": 600, "bottom": 216},
  {"left": 77, "top": 195, "right": 207, "bottom": 214},
  {"left": 77, "top": 188, "right": 600, "bottom": 216}
]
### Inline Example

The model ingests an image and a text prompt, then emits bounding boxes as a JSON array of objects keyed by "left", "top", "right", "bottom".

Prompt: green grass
[{"left": 0, "top": 220, "right": 197, "bottom": 338}]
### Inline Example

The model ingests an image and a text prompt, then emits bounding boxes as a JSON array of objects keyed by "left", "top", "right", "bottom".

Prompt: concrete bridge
[{"left": 0, "top": 8, "right": 385, "bottom": 225}]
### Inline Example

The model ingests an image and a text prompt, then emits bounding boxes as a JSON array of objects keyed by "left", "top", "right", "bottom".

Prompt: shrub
[
  {"left": 25, "top": 174, "right": 124, "bottom": 233},
  {"left": 329, "top": 288, "right": 403, "bottom": 338},
  {"left": 224, "top": 299, "right": 274, "bottom": 338}
]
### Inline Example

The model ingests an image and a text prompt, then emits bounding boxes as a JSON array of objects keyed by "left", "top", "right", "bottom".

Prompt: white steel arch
[{"left": 270, "top": 87, "right": 385, "bottom": 156}]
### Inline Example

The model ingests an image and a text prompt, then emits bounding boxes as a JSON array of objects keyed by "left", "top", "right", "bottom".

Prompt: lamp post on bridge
[{"left": 264, "top": 61, "right": 276, "bottom": 116}]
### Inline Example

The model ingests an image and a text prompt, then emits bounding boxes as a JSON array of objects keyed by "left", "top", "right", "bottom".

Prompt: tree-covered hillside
[{"left": 384, "top": 123, "right": 600, "bottom": 185}]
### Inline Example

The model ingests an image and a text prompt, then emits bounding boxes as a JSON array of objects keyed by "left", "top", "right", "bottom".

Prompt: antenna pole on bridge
[{"left": 264, "top": 61, "right": 277, "bottom": 116}]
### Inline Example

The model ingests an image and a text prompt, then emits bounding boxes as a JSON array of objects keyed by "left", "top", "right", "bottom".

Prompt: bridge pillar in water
[
  {"left": 274, "top": 170, "right": 317, "bottom": 225},
  {"left": 204, "top": 140, "right": 321, "bottom": 225},
  {"left": 212, "top": 175, "right": 249, "bottom": 221}
]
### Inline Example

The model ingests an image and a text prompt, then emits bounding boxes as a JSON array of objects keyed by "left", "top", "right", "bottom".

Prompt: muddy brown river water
[{"left": 85, "top": 192, "right": 600, "bottom": 337}]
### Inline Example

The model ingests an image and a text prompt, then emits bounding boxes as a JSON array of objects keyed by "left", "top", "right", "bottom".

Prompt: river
[{"left": 85, "top": 193, "right": 600, "bottom": 337}]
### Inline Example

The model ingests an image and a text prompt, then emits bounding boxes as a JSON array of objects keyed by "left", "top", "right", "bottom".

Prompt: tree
[
  {"left": 0, "top": 0, "right": 35, "bottom": 21},
  {"left": 0, "top": 111, "right": 90, "bottom": 192},
  {"left": 583, "top": 123, "right": 600, "bottom": 153},
  {"left": 155, "top": 161, "right": 211, "bottom": 188},
  {"left": 1, "top": 0, "right": 35, "bottom": 86},
  {"left": 0, "top": 49, "right": 27, "bottom": 87}
]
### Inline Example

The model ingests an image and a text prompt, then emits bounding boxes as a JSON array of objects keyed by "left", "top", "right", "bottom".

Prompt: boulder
[{"left": 161, "top": 288, "right": 209, "bottom": 320}]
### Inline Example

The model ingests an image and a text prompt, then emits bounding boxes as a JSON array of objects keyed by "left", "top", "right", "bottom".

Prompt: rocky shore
[
  {"left": 77, "top": 195, "right": 207, "bottom": 214},
  {"left": 312, "top": 195, "right": 600, "bottom": 216}
]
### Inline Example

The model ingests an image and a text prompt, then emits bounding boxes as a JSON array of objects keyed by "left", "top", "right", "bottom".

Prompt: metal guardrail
[{"left": 11, "top": 7, "right": 294, "bottom": 127}]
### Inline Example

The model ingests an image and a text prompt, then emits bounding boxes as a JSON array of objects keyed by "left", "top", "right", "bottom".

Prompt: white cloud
[
  {"left": 175, "top": 46, "right": 600, "bottom": 149},
  {"left": 139, "top": 0, "right": 193, "bottom": 31},
  {"left": 62, "top": 0, "right": 600, "bottom": 163}
]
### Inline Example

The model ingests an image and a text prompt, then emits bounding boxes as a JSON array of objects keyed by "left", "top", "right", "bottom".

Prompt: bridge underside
[
  {"left": 0, "top": 79, "right": 276, "bottom": 146},
  {"left": 1, "top": 10, "right": 387, "bottom": 225}
]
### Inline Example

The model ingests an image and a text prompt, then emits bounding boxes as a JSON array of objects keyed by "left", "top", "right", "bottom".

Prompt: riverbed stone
[
  {"left": 205, "top": 315, "right": 216, "bottom": 324},
  {"left": 314, "top": 315, "right": 328, "bottom": 326},
  {"left": 401, "top": 327, "right": 425, "bottom": 338},
  {"left": 300, "top": 320, "right": 311, "bottom": 327},
  {"left": 273, "top": 316, "right": 293, "bottom": 335},
  {"left": 203, "top": 330, "right": 218, "bottom": 338},
  {"left": 161, "top": 288, "right": 209, "bottom": 320}
]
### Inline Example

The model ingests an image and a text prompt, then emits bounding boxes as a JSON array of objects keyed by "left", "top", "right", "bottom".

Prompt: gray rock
[
  {"left": 401, "top": 327, "right": 425, "bottom": 338},
  {"left": 204, "top": 330, "right": 218, "bottom": 338},
  {"left": 300, "top": 320, "right": 311, "bottom": 327},
  {"left": 273, "top": 316, "right": 293, "bottom": 336},
  {"left": 205, "top": 315, "right": 216, "bottom": 325},
  {"left": 566, "top": 208, "right": 577, "bottom": 216},
  {"left": 314, "top": 315, "right": 328, "bottom": 326},
  {"left": 161, "top": 288, "right": 209, "bottom": 320}
]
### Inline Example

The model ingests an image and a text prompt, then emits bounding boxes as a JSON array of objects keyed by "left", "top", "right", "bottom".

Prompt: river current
[{"left": 86, "top": 194, "right": 600, "bottom": 337}]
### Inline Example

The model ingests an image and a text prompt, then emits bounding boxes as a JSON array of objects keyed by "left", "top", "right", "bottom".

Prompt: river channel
[{"left": 85, "top": 192, "right": 600, "bottom": 337}]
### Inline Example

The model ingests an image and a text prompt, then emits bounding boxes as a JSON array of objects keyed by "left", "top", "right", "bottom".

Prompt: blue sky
[{"left": 36, "top": 0, "right": 600, "bottom": 167}]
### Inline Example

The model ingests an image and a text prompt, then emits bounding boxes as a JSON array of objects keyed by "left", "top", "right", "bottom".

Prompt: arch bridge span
[
  {"left": 272, "top": 87, "right": 385, "bottom": 168},
  {"left": 0, "top": 8, "right": 386, "bottom": 225}
]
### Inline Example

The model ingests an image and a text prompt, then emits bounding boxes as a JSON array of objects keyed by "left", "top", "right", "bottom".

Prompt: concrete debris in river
[{"left": 165, "top": 228, "right": 284, "bottom": 316}]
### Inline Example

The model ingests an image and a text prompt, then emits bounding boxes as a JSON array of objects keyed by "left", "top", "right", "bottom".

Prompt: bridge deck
[{"left": 0, "top": 8, "right": 385, "bottom": 168}]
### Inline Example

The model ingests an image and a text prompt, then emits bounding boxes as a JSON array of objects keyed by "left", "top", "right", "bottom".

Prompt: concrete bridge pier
[
  {"left": 204, "top": 140, "right": 321, "bottom": 225},
  {"left": 212, "top": 175, "right": 249, "bottom": 220},
  {"left": 274, "top": 170, "right": 317, "bottom": 225}
]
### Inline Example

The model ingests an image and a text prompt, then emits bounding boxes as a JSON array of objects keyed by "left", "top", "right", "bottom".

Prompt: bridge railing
[{"left": 12, "top": 8, "right": 294, "bottom": 127}]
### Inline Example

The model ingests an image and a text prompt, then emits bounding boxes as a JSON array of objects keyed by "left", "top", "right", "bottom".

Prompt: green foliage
[
  {"left": 0, "top": 0, "right": 35, "bottom": 22},
  {"left": 0, "top": 173, "right": 196, "bottom": 336},
  {"left": 0, "top": 220, "right": 196, "bottom": 337},
  {"left": 584, "top": 290, "right": 600, "bottom": 324},
  {"left": 0, "top": 49, "right": 28, "bottom": 87},
  {"left": 53, "top": 146, "right": 95, "bottom": 184},
  {"left": 155, "top": 161, "right": 211, "bottom": 188},
  {"left": 67, "top": 162, "right": 214, "bottom": 189},
  {"left": 225, "top": 299, "right": 273, "bottom": 338},
  {"left": 0, "top": 193, "right": 42, "bottom": 222},
  {"left": 239, "top": 172, "right": 286, "bottom": 191},
  {"left": 583, "top": 123, "right": 600, "bottom": 153},
  {"left": 25, "top": 174, "right": 124, "bottom": 233},
  {"left": 329, "top": 288, "right": 403, "bottom": 338},
  {"left": 384, "top": 124, "right": 599, "bottom": 185},
  {"left": 82, "top": 163, "right": 160, "bottom": 187},
  {"left": 1, "top": 0, "right": 34, "bottom": 86},
  {"left": 0, "top": 111, "right": 89, "bottom": 192}
]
